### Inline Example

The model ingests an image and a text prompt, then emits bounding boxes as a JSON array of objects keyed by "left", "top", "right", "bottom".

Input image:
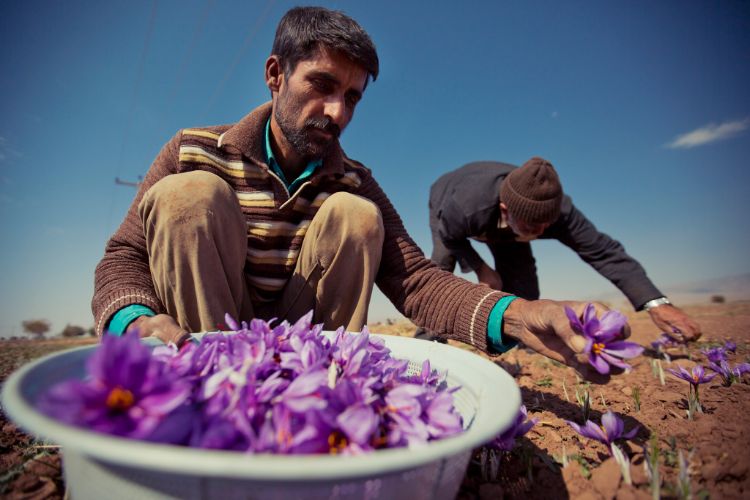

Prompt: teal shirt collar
[{"left": 264, "top": 119, "right": 322, "bottom": 194}]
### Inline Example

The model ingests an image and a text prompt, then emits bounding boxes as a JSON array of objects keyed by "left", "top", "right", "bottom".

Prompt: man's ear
[
  {"left": 499, "top": 202, "right": 509, "bottom": 223},
  {"left": 265, "top": 55, "right": 283, "bottom": 92}
]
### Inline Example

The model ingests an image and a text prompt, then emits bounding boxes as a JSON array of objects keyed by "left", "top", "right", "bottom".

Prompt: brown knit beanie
[{"left": 500, "top": 157, "right": 563, "bottom": 224}]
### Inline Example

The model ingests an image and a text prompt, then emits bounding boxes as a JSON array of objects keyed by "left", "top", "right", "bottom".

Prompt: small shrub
[
  {"left": 61, "top": 324, "right": 86, "bottom": 337},
  {"left": 22, "top": 319, "right": 50, "bottom": 339}
]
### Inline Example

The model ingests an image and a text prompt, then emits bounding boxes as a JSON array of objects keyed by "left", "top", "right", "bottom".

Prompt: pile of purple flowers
[
  {"left": 565, "top": 304, "right": 643, "bottom": 375},
  {"left": 37, "top": 312, "right": 464, "bottom": 455}
]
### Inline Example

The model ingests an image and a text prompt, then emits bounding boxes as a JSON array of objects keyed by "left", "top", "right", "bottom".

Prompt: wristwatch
[{"left": 643, "top": 297, "right": 671, "bottom": 311}]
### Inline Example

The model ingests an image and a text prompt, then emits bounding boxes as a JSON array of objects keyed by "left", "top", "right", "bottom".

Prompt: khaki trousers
[{"left": 138, "top": 171, "right": 384, "bottom": 333}]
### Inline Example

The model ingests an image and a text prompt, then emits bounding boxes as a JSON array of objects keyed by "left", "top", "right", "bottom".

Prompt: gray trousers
[{"left": 428, "top": 209, "right": 540, "bottom": 300}]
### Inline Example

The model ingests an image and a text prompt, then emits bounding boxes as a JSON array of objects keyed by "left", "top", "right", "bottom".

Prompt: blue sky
[{"left": 1, "top": 0, "right": 749, "bottom": 336}]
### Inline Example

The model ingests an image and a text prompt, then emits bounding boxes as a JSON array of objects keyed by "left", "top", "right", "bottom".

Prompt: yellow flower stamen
[
  {"left": 105, "top": 387, "right": 135, "bottom": 411},
  {"left": 593, "top": 342, "right": 605, "bottom": 355},
  {"left": 277, "top": 428, "right": 292, "bottom": 447},
  {"left": 327, "top": 431, "right": 348, "bottom": 454}
]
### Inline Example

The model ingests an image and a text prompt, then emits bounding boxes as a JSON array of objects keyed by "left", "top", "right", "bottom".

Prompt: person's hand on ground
[
  {"left": 126, "top": 314, "right": 188, "bottom": 346},
  {"left": 475, "top": 261, "right": 503, "bottom": 290},
  {"left": 501, "top": 299, "right": 631, "bottom": 375},
  {"left": 648, "top": 304, "right": 701, "bottom": 342}
]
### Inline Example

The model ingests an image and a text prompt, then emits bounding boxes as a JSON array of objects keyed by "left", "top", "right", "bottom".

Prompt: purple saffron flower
[
  {"left": 724, "top": 340, "right": 737, "bottom": 353},
  {"left": 668, "top": 364, "right": 717, "bottom": 416},
  {"left": 708, "top": 360, "right": 750, "bottom": 386},
  {"left": 565, "top": 304, "right": 643, "bottom": 374},
  {"left": 277, "top": 369, "right": 329, "bottom": 413},
  {"left": 667, "top": 365, "right": 717, "bottom": 387},
  {"left": 651, "top": 333, "right": 679, "bottom": 351},
  {"left": 280, "top": 335, "right": 330, "bottom": 375},
  {"left": 490, "top": 405, "right": 538, "bottom": 451},
  {"left": 267, "top": 405, "right": 323, "bottom": 454},
  {"left": 37, "top": 331, "right": 192, "bottom": 440},
  {"left": 384, "top": 384, "right": 431, "bottom": 447},
  {"left": 331, "top": 327, "right": 372, "bottom": 378},
  {"left": 424, "top": 390, "right": 463, "bottom": 438},
  {"left": 336, "top": 403, "right": 379, "bottom": 453},
  {"left": 701, "top": 346, "right": 728, "bottom": 364},
  {"left": 566, "top": 410, "right": 639, "bottom": 455},
  {"left": 405, "top": 359, "right": 444, "bottom": 387}
]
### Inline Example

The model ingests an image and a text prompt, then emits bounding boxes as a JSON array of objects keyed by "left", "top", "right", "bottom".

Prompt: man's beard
[{"left": 274, "top": 94, "right": 341, "bottom": 162}]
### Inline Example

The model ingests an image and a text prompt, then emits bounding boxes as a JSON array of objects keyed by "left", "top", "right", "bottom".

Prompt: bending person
[{"left": 426, "top": 157, "right": 700, "bottom": 341}]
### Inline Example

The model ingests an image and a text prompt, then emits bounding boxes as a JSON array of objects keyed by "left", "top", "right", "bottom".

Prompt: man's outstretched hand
[
  {"left": 648, "top": 304, "right": 701, "bottom": 342},
  {"left": 501, "top": 298, "right": 631, "bottom": 373},
  {"left": 126, "top": 314, "right": 187, "bottom": 345}
]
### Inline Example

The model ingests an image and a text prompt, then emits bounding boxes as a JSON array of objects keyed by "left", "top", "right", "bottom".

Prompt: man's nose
[{"left": 324, "top": 96, "right": 346, "bottom": 127}]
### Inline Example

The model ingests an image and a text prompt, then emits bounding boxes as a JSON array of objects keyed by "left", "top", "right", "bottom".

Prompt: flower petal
[
  {"left": 338, "top": 404, "right": 378, "bottom": 445},
  {"left": 603, "top": 341, "right": 644, "bottom": 359},
  {"left": 601, "top": 411, "right": 622, "bottom": 441},
  {"left": 565, "top": 306, "right": 584, "bottom": 333},
  {"left": 599, "top": 352, "right": 632, "bottom": 371},
  {"left": 589, "top": 353, "right": 611, "bottom": 374},
  {"left": 597, "top": 311, "right": 627, "bottom": 338}
]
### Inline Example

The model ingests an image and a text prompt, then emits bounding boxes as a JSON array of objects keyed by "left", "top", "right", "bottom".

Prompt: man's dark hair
[{"left": 272, "top": 6, "right": 379, "bottom": 83}]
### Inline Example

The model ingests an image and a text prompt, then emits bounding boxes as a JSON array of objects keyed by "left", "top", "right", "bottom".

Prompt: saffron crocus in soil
[
  {"left": 565, "top": 304, "right": 644, "bottom": 375},
  {"left": 667, "top": 364, "right": 716, "bottom": 416},
  {"left": 708, "top": 360, "right": 750, "bottom": 386},
  {"left": 651, "top": 333, "right": 680, "bottom": 351},
  {"left": 700, "top": 346, "right": 729, "bottom": 364},
  {"left": 566, "top": 410, "right": 638, "bottom": 455},
  {"left": 489, "top": 405, "right": 538, "bottom": 451},
  {"left": 667, "top": 365, "right": 717, "bottom": 388}
]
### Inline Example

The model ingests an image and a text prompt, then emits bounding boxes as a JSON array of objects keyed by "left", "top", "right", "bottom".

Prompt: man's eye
[{"left": 312, "top": 79, "right": 332, "bottom": 92}]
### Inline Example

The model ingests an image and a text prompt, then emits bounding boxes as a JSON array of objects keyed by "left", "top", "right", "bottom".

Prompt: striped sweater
[{"left": 92, "top": 102, "right": 507, "bottom": 351}]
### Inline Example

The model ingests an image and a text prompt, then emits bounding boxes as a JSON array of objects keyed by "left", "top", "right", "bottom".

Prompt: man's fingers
[
  {"left": 130, "top": 314, "right": 187, "bottom": 345},
  {"left": 151, "top": 327, "right": 188, "bottom": 345},
  {"left": 568, "top": 334, "right": 587, "bottom": 354},
  {"left": 620, "top": 322, "right": 631, "bottom": 339}
]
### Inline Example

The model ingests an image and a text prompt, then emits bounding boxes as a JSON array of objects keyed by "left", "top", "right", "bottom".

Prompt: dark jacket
[{"left": 429, "top": 161, "right": 663, "bottom": 310}]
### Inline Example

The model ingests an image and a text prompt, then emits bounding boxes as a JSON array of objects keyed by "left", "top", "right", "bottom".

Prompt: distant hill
[{"left": 592, "top": 273, "right": 750, "bottom": 308}]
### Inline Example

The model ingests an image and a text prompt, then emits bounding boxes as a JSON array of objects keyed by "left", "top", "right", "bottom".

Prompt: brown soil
[{"left": 2, "top": 303, "right": 749, "bottom": 499}]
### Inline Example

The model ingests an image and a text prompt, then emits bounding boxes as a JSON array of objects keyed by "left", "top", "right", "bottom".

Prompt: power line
[
  {"left": 201, "top": 0, "right": 277, "bottom": 121},
  {"left": 115, "top": 176, "right": 143, "bottom": 188},
  {"left": 103, "top": 0, "right": 158, "bottom": 241},
  {"left": 164, "top": 0, "right": 216, "bottom": 119}
]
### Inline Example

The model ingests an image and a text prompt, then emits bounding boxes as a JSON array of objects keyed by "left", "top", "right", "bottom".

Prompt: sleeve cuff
[
  {"left": 487, "top": 295, "right": 519, "bottom": 353},
  {"left": 107, "top": 304, "right": 156, "bottom": 336}
]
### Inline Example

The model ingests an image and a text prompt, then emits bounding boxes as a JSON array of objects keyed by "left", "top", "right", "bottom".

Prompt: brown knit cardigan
[{"left": 92, "top": 102, "right": 507, "bottom": 351}]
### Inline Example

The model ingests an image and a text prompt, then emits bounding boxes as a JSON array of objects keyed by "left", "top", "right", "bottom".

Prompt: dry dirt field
[{"left": 1, "top": 302, "right": 749, "bottom": 499}]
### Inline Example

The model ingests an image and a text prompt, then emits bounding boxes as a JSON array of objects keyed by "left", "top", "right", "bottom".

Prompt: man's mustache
[{"left": 305, "top": 118, "right": 341, "bottom": 139}]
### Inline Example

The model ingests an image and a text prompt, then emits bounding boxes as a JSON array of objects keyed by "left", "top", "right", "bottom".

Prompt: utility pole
[{"left": 115, "top": 176, "right": 143, "bottom": 188}]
